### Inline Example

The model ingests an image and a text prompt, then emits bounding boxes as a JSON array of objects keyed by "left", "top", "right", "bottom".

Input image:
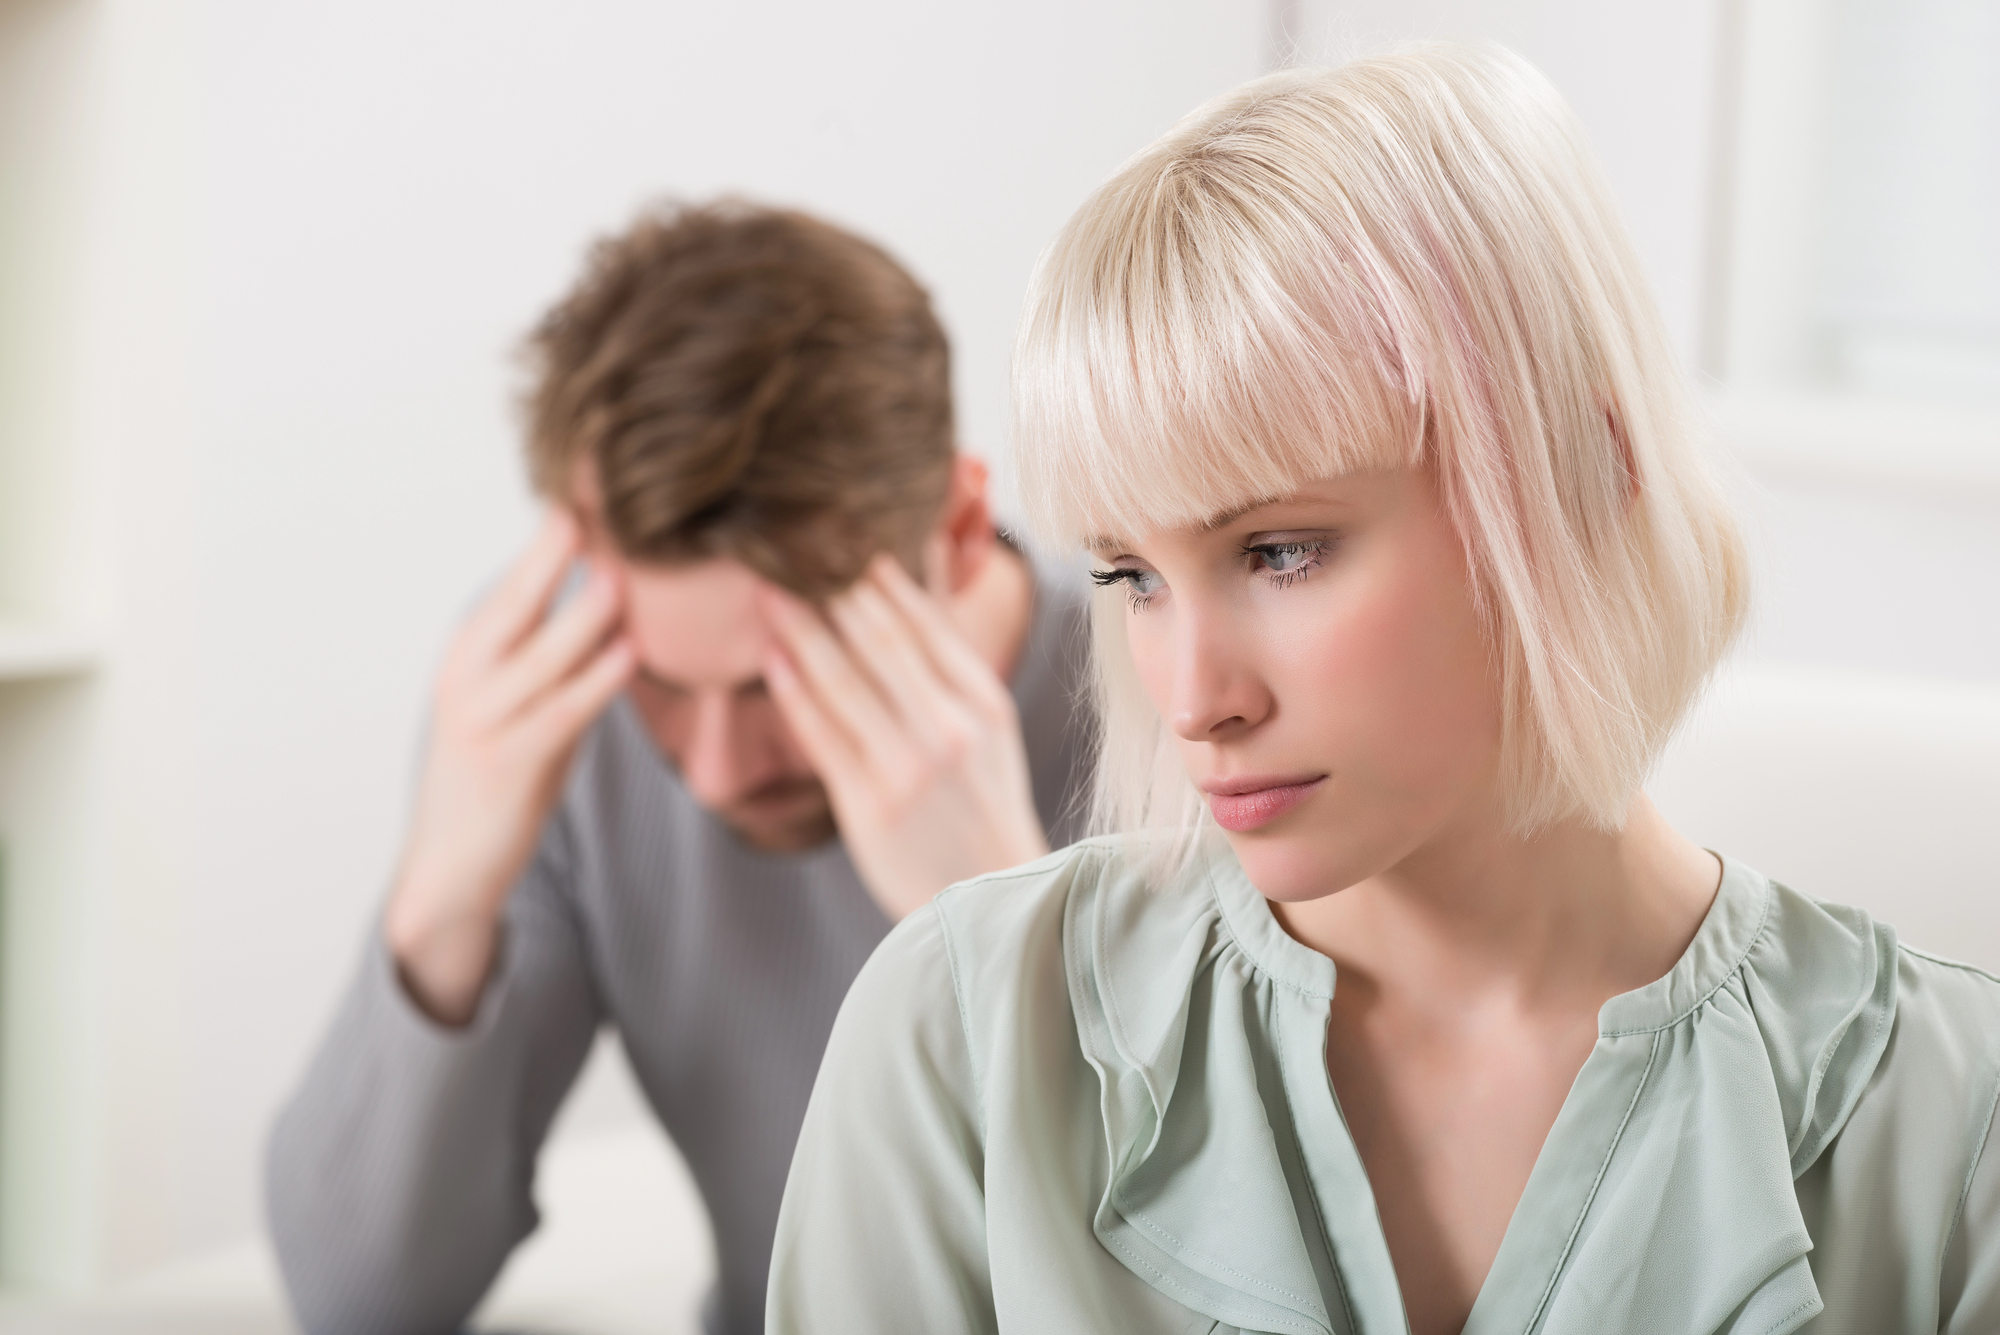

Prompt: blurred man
[{"left": 266, "top": 202, "right": 1090, "bottom": 1335}]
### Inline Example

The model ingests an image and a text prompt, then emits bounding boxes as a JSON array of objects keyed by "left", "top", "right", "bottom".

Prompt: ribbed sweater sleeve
[{"left": 264, "top": 812, "right": 602, "bottom": 1335}]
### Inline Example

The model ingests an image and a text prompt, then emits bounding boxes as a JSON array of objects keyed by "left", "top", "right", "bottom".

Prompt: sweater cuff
[{"left": 365, "top": 922, "right": 514, "bottom": 1052}]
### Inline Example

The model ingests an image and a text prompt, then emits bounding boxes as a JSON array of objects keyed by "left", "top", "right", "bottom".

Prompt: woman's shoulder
[
  {"left": 919, "top": 834, "right": 1206, "bottom": 972},
  {"left": 1877, "top": 941, "right": 2000, "bottom": 1136},
  {"left": 1890, "top": 939, "right": 2000, "bottom": 1043},
  {"left": 1748, "top": 874, "right": 2000, "bottom": 1113},
  {"left": 1757, "top": 872, "right": 2000, "bottom": 1098},
  {"left": 842, "top": 836, "right": 1219, "bottom": 1075}
]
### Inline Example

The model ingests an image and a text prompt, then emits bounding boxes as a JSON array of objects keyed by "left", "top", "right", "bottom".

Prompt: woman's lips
[{"left": 1202, "top": 776, "right": 1327, "bottom": 832}]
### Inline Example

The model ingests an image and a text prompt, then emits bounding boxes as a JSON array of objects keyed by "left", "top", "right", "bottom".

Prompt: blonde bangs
[{"left": 1014, "top": 110, "right": 1425, "bottom": 547}]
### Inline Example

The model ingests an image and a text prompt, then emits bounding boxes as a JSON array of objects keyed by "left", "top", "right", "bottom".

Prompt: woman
[{"left": 766, "top": 45, "right": 2000, "bottom": 1335}]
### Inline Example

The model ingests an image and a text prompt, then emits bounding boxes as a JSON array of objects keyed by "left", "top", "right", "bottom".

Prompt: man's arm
[
  {"left": 265, "top": 816, "right": 602, "bottom": 1335},
  {"left": 386, "top": 509, "right": 634, "bottom": 1023},
  {"left": 266, "top": 511, "right": 633, "bottom": 1333}
]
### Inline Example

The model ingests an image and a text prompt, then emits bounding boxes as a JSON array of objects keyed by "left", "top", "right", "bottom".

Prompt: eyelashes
[
  {"left": 1090, "top": 539, "right": 1333, "bottom": 611},
  {"left": 1088, "top": 566, "right": 1162, "bottom": 610}
]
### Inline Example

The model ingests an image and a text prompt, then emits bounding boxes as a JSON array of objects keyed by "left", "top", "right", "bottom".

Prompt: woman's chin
[{"left": 1225, "top": 831, "right": 1374, "bottom": 906}]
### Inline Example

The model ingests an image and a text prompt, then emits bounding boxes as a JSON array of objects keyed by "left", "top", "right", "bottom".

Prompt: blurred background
[{"left": 0, "top": 0, "right": 1993, "bottom": 1330}]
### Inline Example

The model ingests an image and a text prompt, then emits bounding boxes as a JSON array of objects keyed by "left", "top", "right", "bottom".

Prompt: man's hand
[
  {"left": 384, "top": 511, "right": 636, "bottom": 1025},
  {"left": 761, "top": 553, "right": 1049, "bottom": 921}
]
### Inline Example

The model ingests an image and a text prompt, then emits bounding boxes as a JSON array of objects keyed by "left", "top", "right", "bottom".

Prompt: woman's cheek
[
  {"left": 1277, "top": 570, "right": 1483, "bottom": 791},
  {"left": 1125, "top": 613, "right": 1177, "bottom": 718}
]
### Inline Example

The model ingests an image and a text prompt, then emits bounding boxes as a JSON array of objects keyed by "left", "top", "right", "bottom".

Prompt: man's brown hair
[{"left": 524, "top": 200, "right": 955, "bottom": 595}]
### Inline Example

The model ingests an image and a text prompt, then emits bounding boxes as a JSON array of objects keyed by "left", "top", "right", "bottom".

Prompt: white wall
[{"left": 54, "top": 0, "right": 1265, "bottom": 1283}]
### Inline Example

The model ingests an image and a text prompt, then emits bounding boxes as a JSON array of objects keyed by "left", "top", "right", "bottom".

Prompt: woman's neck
[{"left": 1272, "top": 796, "right": 1721, "bottom": 1016}]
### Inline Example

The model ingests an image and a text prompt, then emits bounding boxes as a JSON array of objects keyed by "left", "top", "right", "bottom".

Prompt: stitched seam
[
  {"left": 1902, "top": 942, "right": 2000, "bottom": 986},
  {"left": 1277, "top": 996, "right": 1361, "bottom": 1335},
  {"left": 1940, "top": 1040, "right": 2000, "bottom": 1290},
  {"left": 1097, "top": 1230, "right": 1323, "bottom": 1335},
  {"left": 1797, "top": 939, "right": 1895, "bottom": 1170},
  {"left": 932, "top": 901, "right": 986, "bottom": 1140},
  {"left": 1525, "top": 1029, "right": 1663, "bottom": 1333},
  {"left": 1202, "top": 859, "right": 1333, "bottom": 1003},
  {"left": 1063, "top": 848, "right": 1118, "bottom": 1079},
  {"left": 1758, "top": 1296, "right": 1820, "bottom": 1335},
  {"left": 1095, "top": 863, "right": 1142, "bottom": 1070},
  {"left": 1119, "top": 1206, "right": 1326, "bottom": 1312},
  {"left": 1209, "top": 906, "right": 1330, "bottom": 1004},
  {"left": 1600, "top": 878, "right": 1777, "bottom": 1038}
]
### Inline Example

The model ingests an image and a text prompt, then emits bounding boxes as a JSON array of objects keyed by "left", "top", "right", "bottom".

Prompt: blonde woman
[{"left": 767, "top": 45, "right": 2000, "bottom": 1335}]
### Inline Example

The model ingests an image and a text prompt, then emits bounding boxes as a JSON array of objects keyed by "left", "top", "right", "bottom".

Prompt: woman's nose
[{"left": 1166, "top": 607, "right": 1274, "bottom": 742}]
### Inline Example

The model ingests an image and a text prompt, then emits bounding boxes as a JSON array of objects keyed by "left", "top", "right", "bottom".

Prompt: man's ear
[{"left": 929, "top": 454, "right": 997, "bottom": 596}]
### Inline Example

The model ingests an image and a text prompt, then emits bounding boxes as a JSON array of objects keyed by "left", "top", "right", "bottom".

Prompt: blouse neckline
[{"left": 1199, "top": 838, "right": 1775, "bottom": 1036}]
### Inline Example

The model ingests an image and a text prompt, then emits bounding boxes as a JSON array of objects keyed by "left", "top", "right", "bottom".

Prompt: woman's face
[{"left": 1097, "top": 468, "right": 1505, "bottom": 901}]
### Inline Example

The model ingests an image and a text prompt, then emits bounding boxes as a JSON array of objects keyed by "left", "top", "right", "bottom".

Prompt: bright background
[{"left": 0, "top": 0, "right": 1993, "bottom": 1328}]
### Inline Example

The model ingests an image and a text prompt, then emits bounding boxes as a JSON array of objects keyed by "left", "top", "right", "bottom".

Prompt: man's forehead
[{"left": 619, "top": 557, "right": 774, "bottom": 689}]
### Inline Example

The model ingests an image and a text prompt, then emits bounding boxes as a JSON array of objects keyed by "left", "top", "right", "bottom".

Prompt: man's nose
[
  {"left": 680, "top": 693, "right": 753, "bottom": 807},
  {"left": 1167, "top": 605, "right": 1273, "bottom": 743}
]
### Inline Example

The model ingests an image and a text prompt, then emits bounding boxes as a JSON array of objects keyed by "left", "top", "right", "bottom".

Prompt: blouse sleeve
[{"left": 766, "top": 902, "right": 996, "bottom": 1335}]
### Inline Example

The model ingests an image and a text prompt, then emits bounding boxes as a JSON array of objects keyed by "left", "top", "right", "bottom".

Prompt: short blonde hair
[{"left": 1014, "top": 43, "right": 1748, "bottom": 841}]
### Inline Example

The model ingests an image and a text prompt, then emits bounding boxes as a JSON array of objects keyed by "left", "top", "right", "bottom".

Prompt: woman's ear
[{"left": 928, "top": 454, "right": 998, "bottom": 596}]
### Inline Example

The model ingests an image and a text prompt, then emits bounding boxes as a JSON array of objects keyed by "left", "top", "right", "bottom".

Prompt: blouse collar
[
  {"left": 1069, "top": 835, "right": 1899, "bottom": 1335},
  {"left": 1204, "top": 839, "right": 1780, "bottom": 1034}
]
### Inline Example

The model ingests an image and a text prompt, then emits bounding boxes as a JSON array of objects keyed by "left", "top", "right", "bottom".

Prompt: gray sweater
[{"left": 266, "top": 574, "right": 1092, "bottom": 1335}]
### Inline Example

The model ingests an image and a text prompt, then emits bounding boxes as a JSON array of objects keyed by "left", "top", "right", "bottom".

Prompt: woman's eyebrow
[
  {"left": 1085, "top": 493, "right": 1335, "bottom": 551},
  {"left": 1198, "top": 497, "right": 1281, "bottom": 532}
]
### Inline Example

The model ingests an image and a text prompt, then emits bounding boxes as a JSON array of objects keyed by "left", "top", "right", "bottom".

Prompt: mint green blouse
[{"left": 768, "top": 837, "right": 2000, "bottom": 1334}]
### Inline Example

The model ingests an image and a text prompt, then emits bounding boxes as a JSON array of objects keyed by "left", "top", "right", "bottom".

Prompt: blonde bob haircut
[{"left": 1014, "top": 43, "right": 1748, "bottom": 845}]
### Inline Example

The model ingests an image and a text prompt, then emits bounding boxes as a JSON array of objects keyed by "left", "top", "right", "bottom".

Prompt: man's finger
[
  {"left": 827, "top": 580, "right": 972, "bottom": 757},
  {"left": 462, "top": 509, "right": 582, "bottom": 665},
  {"left": 482, "top": 563, "right": 625, "bottom": 727},
  {"left": 762, "top": 586, "right": 914, "bottom": 781},
  {"left": 763, "top": 646, "right": 868, "bottom": 797},
  {"left": 524, "top": 634, "right": 636, "bottom": 754},
  {"left": 870, "top": 554, "right": 1015, "bottom": 714}
]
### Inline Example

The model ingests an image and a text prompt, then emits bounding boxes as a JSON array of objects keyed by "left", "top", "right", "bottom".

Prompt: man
[{"left": 266, "top": 202, "right": 1091, "bottom": 1335}]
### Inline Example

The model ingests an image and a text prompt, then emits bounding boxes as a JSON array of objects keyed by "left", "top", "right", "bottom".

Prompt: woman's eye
[
  {"left": 1088, "top": 566, "right": 1164, "bottom": 608},
  {"left": 1245, "top": 539, "right": 1328, "bottom": 585}
]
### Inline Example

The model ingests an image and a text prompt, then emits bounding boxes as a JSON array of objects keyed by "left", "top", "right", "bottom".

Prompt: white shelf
[{"left": 0, "top": 623, "right": 98, "bottom": 681}]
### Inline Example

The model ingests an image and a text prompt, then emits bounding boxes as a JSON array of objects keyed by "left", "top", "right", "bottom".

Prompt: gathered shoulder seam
[
  {"left": 1600, "top": 878, "right": 1777, "bottom": 1038},
  {"left": 1900, "top": 943, "right": 2000, "bottom": 987}
]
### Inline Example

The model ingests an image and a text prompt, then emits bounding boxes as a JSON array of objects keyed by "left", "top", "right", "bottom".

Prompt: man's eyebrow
[
  {"left": 636, "top": 665, "right": 768, "bottom": 695},
  {"left": 635, "top": 665, "right": 686, "bottom": 691}
]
